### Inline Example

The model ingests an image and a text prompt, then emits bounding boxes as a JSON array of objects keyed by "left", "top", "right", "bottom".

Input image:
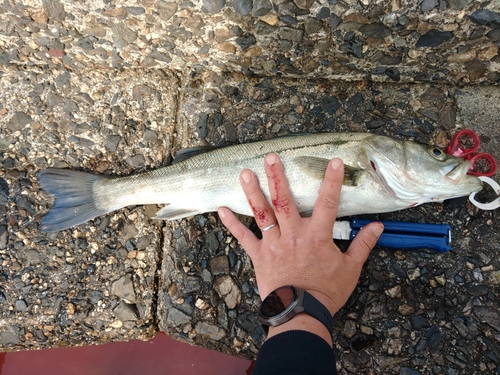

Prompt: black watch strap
[{"left": 303, "top": 291, "right": 333, "bottom": 336}]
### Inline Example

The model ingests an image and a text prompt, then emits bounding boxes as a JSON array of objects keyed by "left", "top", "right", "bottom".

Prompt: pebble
[
  {"left": 203, "top": 0, "right": 226, "bottom": 14},
  {"left": 233, "top": 0, "right": 252, "bottom": 16},
  {"left": 8, "top": 112, "right": 32, "bottom": 131},
  {"left": 469, "top": 9, "right": 500, "bottom": 28},
  {"left": 111, "top": 275, "right": 137, "bottom": 303},
  {"left": 195, "top": 322, "right": 226, "bottom": 340},
  {"left": 416, "top": 30, "right": 453, "bottom": 47},
  {"left": 210, "top": 256, "right": 229, "bottom": 275},
  {"left": 15, "top": 300, "right": 28, "bottom": 312},
  {"left": 214, "top": 276, "right": 241, "bottom": 309},
  {"left": 113, "top": 301, "right": 139, "bottom": 321},
  {"left": 252, "top": 0, "right": 272, "bottom": 17}
]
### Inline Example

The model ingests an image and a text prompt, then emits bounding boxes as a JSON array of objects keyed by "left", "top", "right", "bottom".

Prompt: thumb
[{"left": 345, "top": 223, "right": 384, "bottom": 265}]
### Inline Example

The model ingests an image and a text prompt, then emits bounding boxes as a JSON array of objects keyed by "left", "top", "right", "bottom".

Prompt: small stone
[
  {"left": 126, "top": 155, "right": 146, "bottom": 168},
  {"left": 113, "top": 301, "right": 139, "bottom": 321},
  {"left": 103, "top": 7, "right": 128, "bottom": 18},
  {"left": 233, "top": 0, "right": 252, "bottom": 16},
  {"left": 73, "top": 93, "right": 95, "bottom": 106},
  {"left": 0, "top": 332, "right": 19, "bottom": 345},
  {"left": 214, "top": 275, "right": 241, "bottom": 309},
  {"left": 111, "top": 274, "right": 136, "bottom": 303},
  {"left": 216, "top": 42, "right": 236, "bottom": 53},
  {"left": 447, "top": 0, "right": 471, "bottom": 9},
  {"left": 203, "top": 0, "right": 226, "bottom": 13},
  {"left": 400, "top": 368, "right": 421, "bottom": 375},
  {"left": 156, "top": 1, "right": 178, "bottom": 21},
  {"left": 252, "top": 0, "right": 272, "bottom": 16},
  {"left": 465, "top": 60, "right": 487, "bottom": 80},
  {"left": 43, "top": 0, "right": 66, "bottom": 22},
  {"left": 167, "top": 308, "right": 191, "bottom": 326},
  {"left": 304, "top": 18, "right": 323, "bottom": 35},
  {"left": 469, "top": 9, "right": 500, "bottom": 28},
  {"left": 416, "top": 30, "right": 453, "bottom": 47},
  {"left": 294, "top": 0, "right": 314, "bottom": 10},
  {"left": 343, "top": 320, "right": 357, "bottom": 338},
  {"left": 106, "top": 135, "right": 122, "bottom": 151},
  {"left": 453, "top": 317, "right": 479, "bottom": 339},
  {"left": 47, "top": 49, "right": 66, "bottom": 58},
  {"left": 204, "top": 231, "right": 219, "bottom": 253},
  {"left": 111, "top": 23, "right": 137, "bottom": 44},
  {"left": 316, "top": 7, "right": 330, "bottom": 19},
  {"left": 421, "top": 0, "right": 438, "bottom": 12},
  {"left": 437, "top": 103, "right": 456, "bottom": 129},
  {"left": 359, "top": 23, "right": 391, "bottom": 38},
  {"left": 474, "top": 306, "right": 500, "bottom": 331},
  {"left": 410, "top": 315, "right": 430, "bottom": 330},
  {"left": 15, "top": 299, "right": 28, "bottom": 312},
  {"left": 329, "top": 13, "right": 342, "bottom": 29},
  {"left": 467, "top": 284, "right": 488, "bottom": 296},
  {"left": 321, "top": 96, "right": 341, "bottom": 114},
  {"left": 398, "top": 304, "right": 415, "bottom": 316},
  {"left": 278, "top": 27, "right": 304, "bottom": 42},
  {"left": 126, "top": 7, "right": 146, "bottom": 15},
  {"left": 236, "top": 34, "right": 256, "bottom": 50},
  {"left": 8, "top": 112, "right": 32, "bottom": 131},
  {"left": 477, "top": 45, "right": 499, "bottom": 61},
  {"left": 210, "top": 256, "right": 229, "bottom": 275},
  {"left": 0, "top": 226, "right": 7, "bottom": 250},
  {"left": 385, "top": 285, "right": 402, "bottom": 298},
  {"left": 195, "top": 298, "right": 210, "bottom": 310},
  {"left": 447, "top": 49, "right": 476, "bottom": 63},
  {"left": 195, "top": 322, "right": 226, "bottom": 340}
]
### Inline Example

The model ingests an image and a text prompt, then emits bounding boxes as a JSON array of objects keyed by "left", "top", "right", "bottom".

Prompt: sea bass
[{"left": 38, "top": 133, "right": 483, "bottom": 232}]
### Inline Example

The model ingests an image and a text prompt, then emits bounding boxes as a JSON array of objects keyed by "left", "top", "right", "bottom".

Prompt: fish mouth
[{"left": 442, "top": 159, "right": 470, "bottom": 181}]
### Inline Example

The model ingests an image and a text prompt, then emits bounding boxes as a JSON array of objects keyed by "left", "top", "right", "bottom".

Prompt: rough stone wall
[
  {"left": 1, "top": 0, "right": 499, "bottom": 83},
  {"left": 1, "top": 0, "right": 500, "bottom": 374}
]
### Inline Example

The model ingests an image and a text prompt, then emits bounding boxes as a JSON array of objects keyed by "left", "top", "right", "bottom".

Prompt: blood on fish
[{"left": 371, "top": 161, "right": 377, "bottom": 171}]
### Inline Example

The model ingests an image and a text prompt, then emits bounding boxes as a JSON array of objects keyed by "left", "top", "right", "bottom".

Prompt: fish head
[{"left": 361, "top": 135, "right": 483, "bottom": 205}]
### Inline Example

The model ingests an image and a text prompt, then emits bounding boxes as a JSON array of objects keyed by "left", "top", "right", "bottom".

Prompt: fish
[{"left": 37, "top": 132, "right": 484, "bottom": 232}]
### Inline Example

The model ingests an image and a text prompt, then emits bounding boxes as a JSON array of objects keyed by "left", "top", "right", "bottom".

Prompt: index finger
[{"left": 311, "top": 158, "right": 344, "bottom": 235}]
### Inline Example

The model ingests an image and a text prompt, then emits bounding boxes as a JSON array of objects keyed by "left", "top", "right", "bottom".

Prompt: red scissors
[{"left": 447, "top": 130, "right": 497, "bottom": 177}]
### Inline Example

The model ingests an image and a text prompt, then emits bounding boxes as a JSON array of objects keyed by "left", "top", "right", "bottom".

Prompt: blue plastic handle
[
  {"left": 349, "top": 218, "right": 452, "bottom": 253},
  {"left": 351, "top": 230, "right": 451, "bottom": 253}
]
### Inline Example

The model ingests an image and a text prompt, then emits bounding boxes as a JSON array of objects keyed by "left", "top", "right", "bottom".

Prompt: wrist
[
  {"left": 267, "top": 313, "right": 333, "bottom": 347},
  {"left": 259, "top": 285, "right": 334, "bottom": 346}
]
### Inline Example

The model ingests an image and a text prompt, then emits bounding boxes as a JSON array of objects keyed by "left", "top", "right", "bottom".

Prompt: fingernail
[
  {"left": 266, "top": 153, "right": 278, "bottom": 166},
  {"left": 218, "top": 208, "right": 226, "bottom": 219},
  {"left": 241, "top": 170, "right": 252, "bottom": 183},
  {"left": 330, "top": 158, "right": 342, "bottom": 170},
  {"left": 372, "top": 224, "right": 384, "bottom": 237}
]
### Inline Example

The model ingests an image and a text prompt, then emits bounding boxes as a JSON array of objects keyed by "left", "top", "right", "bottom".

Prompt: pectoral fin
[{"left": 293, "top": 156, "right": 363, "bottom": 186}]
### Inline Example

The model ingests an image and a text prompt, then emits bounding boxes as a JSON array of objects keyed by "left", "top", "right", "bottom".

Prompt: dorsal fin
[
  {"left": 173, "top": 146, "right": 219, "bottom": 164},
  {"left": 293, "top": 156, "right": 364, "bottom": 186}
]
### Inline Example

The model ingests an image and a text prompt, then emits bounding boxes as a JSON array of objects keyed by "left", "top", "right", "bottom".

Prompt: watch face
[{"left": 260, "top": 286, "right": 296, "bottom": 318}]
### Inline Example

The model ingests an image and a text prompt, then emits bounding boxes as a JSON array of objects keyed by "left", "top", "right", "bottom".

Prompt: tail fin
[{"left": 37, "top": 169, "right": 111, "bottom": 232}]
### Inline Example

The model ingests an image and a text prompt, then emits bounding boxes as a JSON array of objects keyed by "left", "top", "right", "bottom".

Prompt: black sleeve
[{"left": 252, "top": 330, "right": 338, "bottom": 375}]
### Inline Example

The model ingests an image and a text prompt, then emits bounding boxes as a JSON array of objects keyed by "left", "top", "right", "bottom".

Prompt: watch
[{"left": 259, "top": 285, "right": 333, "bottom": 336}]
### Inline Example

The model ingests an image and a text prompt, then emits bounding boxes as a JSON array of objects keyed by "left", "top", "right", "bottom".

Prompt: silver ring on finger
[{"left": 261, "top": 222, "right": 278, "bottom": 232}]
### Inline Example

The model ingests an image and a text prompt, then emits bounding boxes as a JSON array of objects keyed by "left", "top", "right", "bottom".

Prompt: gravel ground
[{"left": 1, "top": 0, "right": 500, "bottom": 374}]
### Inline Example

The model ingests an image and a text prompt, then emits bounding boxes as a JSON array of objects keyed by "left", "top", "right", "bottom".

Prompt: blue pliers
[{"left": 333, "top": 218, "right": 452, "bottom": 253}]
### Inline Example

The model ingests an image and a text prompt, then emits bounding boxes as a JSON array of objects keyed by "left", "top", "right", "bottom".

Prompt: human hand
[{"left": 218, "top": 153, "right": 384, "bottom": 324}]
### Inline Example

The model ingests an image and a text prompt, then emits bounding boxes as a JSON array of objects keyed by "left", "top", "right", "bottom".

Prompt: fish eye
[{"left": 428, "top": 147, "right": 447, "bottom": 160}]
